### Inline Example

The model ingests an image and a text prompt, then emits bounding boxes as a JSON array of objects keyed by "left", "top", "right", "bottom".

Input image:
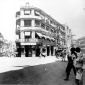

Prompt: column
[
  {"left": 20, "top": 31, "right": 24, "bottom": 42},
  {"left": 45, "top": 45, "right": 47, "bottom": 57},
  {"left": 32, "top": 20, "right": 35, "bottom": 27},
  {"left": 31, "top": 9, "right": 34, "bottom": 16},
  {"left": 32, "top": 46, "right": 36, "bottom": 57},
  {"left": 49, "top": 46, "right": 51, "bottom": 56},
  {"left": 20, "top": 19, "right": 24, "bottom": 27},
  {"left": 32, "top": 31, "right": 35, "bottom": 39},
  {"left": 31, "top": 9, "right": 35, "bottom": 27},
  {"left": 20, "top": 10, "right": 24, "bottom": 16},
  {"left": 21, "top": 46, "right": 25, "bottom": 57},
  {"left": 53, "top": 46, "right": 55, "bottom": 56}
]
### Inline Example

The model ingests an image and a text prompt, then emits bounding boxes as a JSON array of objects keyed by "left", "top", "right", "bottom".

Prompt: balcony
[
  {"left": 16, "top": 26, "right": 55, "bottom": 38},
  {"left": 16, "top": 15, "right": 42, "bottom": 20},
  {"left": 15, "top": 38, "right": 56, "bottom": 46}
]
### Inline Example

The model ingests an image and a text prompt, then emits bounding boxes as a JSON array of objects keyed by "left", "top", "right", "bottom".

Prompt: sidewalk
[{"left": 0, "top": 56, "right": 63, "bottom": 73}]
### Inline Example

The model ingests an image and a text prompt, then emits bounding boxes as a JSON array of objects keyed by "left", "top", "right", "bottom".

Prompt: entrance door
[
  {"left": 36, "top": 46, "right": 40, "bottom": 57},
  {"left": 25, "top": 46, "right": 32, "bottom": 57},
  {"left": 47, "top": 46, "right": 50, "bottom": 56},
  {"left": 51, "top": 46, "right": 53, "bottom": 56}
]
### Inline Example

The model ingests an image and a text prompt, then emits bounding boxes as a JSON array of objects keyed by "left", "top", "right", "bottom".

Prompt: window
[
  {"left": 16, "top": 12, "right": 20, "bottom": 17},
  {"left": 46, "top": 25, "right": 49, "bottom": 31},
  {"left": 24, "top": 20, "right": 31, "bottom": 27},
  {"left": 35, "top": 20, "right": 41, "bottom": 27},
  {"left": 51, "top": 29, "right": 53, "bottom": 32},
  {"left": 46, "top": 19, "right": 49, "bottom": 25},
  {"left": 16, "top": 19, "right": 20, "bottom": 26},
  {"left": 25, "top": 32, "right": 31, "bottom": 42},
  {"left": 62, "top": 26, "right": 65, "bottom": 30},
  {"left": 25, "top": 32, "right": 30, "bottom": 36},
  {"left": 24, "top": 10, "right": 31, "bottom": 15},
  {"left": 41, "top": 23, "right": 45, "bottom": 29}
]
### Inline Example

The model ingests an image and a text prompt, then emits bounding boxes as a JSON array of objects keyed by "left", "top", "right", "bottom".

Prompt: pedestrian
[
  {"left": 74, "top": 47, "right": 83, "bottom": 85},
  {"left": 40, "top": 48, "right": 46, "bottom": 57},
  {"left": 75, "top": 68, "right": 83, "bottom": 85},
  {"left": 64, "top": 47, "right": 76, "bottom": 81}
]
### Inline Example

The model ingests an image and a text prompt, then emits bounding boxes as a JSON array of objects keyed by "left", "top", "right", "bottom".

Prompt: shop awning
[
  {"left": 50, "top": 37, "right": 55, "bottom": 41},
  {"left": 36, "top": 32, "right": 43, "bottom": 38},
  {"left": 36, "top": 33, "right": 55, "bottom": 41}
]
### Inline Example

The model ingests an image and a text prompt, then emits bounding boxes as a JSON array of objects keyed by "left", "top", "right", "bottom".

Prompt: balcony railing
[{"left": 16, "top": 15, "right": 42, "bottom": 20}]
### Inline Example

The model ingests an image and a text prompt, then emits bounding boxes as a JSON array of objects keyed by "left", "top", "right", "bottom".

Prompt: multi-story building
[
  {"left": 0, "top": 33, "right": 4, "bottom": 56},
  {"left": 65, "top": 26, "right": 72, "bottom": 52},
  {"left": 76, "top": 36, "right": 85, "bottom": 54},
  {"left": 57, "top": 25, "right": 66, "bottom": 49},
  {"left": 15, "top": 3, "right": 66, "bottom": 57}
]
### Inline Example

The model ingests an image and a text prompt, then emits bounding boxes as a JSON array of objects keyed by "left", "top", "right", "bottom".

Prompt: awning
[
  {"left": 36, "top": 32, "right": 43, "bottom": 38},
  {"left": 36, "top": 33, "right": 55, "bottom": 41},
  {"left": 50, "top": 37, "right": 55, "bottom": 41},
  {"left": 42, "top": 35, "right": 46, "bottom": 39},
  {"left": 45, "top": 36, "right": 50, "bottom": 39}
]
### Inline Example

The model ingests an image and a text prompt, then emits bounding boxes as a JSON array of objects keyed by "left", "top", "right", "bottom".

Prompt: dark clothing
[
  {"left": 65, "top": 54, "right": 76, "bottom": 79},
  {"left": 68, "top": 55, "right": 73, "bottom": 64},
  {"left": 75, "top": 79, "right": 80, "bottom": 85},
  {"left": 66, "top": 64, "right": 76, "bottom": 79}
]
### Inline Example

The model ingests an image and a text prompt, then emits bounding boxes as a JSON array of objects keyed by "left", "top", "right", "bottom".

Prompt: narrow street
[{"left": 0, "top": 61, "right": 81, "bottom": 85}]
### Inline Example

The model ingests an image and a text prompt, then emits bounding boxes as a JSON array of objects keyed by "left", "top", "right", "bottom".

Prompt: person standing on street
[
  {"left": 64, "top": 47, "right": 77, "bottom": 81},
  {"left": 74, "top": 47, "right": 83, "bottom": 85}
]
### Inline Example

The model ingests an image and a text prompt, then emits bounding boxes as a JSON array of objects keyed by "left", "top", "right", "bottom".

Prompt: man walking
[{"left": 64, "top": 47, "right": 76, "bottom": 81}]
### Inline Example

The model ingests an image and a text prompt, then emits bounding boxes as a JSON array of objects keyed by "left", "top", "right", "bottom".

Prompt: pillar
[
  {"left": 49, "top": 46, "right": 51, "bottom": 56},
  {"left": 21, "top": 46, "right": 25, "bottom": 57},
  {"left": 32, "top": 20, "right": 35, "bottom": 27},
  {"left": 53, "top": 46, "right": 55, "bottom": 56},
  {"left": 32, "top": 31, "right": 35, "bottom": 39},
  {"left": 31, "top": 9, "right": 34, "bottom": 16},
  {"left": 21, "top": 19, "right": 24, "bottom": 27},
  {"left": 20, "top": 10, "right": 24, "bottom": 16},
  {"left": 32, "top": 46, "right": 36, "bottom": 57},
  {"left": 31, "top": 9, "right": 35, "bottom": 27},
  {"left": 20, "top": 31, "right": 24, "bottom": 42}
]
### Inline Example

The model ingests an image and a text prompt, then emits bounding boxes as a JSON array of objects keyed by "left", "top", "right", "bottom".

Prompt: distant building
[
  {"left": 64, "top": 25, "right": 72, "bottom": 52},
  {"left": 15, "top": 3, "right": 66, "bottom": 57},
  {"left": 0, "top": 33, "right": 4, "bottom": 56},
  {"left": 76, "top": 36, "right": 85, "bottom": 54}
]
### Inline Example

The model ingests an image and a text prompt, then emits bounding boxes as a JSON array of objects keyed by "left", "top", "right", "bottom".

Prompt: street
[{"left": 0, "top": 61, "right": 83, "bottom": 85}]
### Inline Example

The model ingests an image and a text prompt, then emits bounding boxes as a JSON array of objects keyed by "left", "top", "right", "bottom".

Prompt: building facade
[
  {"left": 76, "top": 37, "right": 85, "bottom": 54},
  {"left": 15, "top": 3, "right": 66, "bottom": 57},
  {"left": 0, "top": 33, "right": 4, "bottom": 56},
  {"left": 65, "top": 26, "right": 72, "bottom": 52}
]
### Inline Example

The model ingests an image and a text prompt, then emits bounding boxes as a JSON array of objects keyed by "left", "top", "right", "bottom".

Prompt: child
[{"left": 75, "top": 68, "right": 83, "bottom": 85}]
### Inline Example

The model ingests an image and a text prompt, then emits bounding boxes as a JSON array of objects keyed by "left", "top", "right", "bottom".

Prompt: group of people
[
  {"left": 55, "top": 49, "right": 66, "bottom": 61},
  {"left": 64, "top": 47, "right": 83, "bottom": 85}
]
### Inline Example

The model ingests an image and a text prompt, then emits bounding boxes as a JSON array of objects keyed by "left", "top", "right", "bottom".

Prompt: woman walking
[{"left": 74, "top": 47, "right": 83, "bottom": 85}]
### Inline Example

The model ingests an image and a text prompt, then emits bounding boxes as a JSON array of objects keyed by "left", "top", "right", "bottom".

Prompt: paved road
[{"left": 0, "top": 61, "right": 83, "bottom": 85}]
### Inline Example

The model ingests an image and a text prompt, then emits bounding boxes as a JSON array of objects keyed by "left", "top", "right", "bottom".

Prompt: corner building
[{"left": 15, "top": 3, "right": 66, "bottom": 57}]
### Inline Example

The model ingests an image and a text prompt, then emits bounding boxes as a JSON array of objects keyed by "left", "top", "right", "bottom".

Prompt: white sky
[{"left": 0, "top": 0, "right": 85, "bottom": 41}]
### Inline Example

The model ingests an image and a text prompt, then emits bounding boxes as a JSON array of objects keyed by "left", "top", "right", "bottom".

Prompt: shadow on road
[
  {"left": 0, "top": 61, "right": 83, "bottom": 85},
  {"left": 0, "top": 65, "right": 45, "bottom": 84}
]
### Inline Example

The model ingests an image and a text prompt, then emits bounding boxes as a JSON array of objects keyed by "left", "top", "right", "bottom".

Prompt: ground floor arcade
[{"left": 16, "top": 43, "right": 56, "bottom": 57}]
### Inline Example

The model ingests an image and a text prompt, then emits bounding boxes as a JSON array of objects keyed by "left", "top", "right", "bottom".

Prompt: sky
[{"left": 0, "top": 0, "right": 85, "bottom": 41}]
